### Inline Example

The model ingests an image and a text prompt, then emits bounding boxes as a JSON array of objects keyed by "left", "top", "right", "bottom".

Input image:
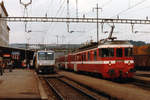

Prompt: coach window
[
  {"left": 82, "top": 53, "right": 86, "bottom": 61},
  {"left": 116, "top": 48, "right": 123, "bottom": 57},
  {"left": 88, "top": 52, "right": 90, "bottom": 60},
  {"left": 84, "top": 53, "right": 86, "bottom": 61},
  {"left": 77, "top": 56, "right": 79, "bottom": 61},
  {"left": 99, "top": 49, "right": 101, "bottom": 57},
  {"left": 125, "top": 48, "right": 132, "bottom": 57},
  {"left": 94, "top": 50, "right": 97, "bottom": 60}
]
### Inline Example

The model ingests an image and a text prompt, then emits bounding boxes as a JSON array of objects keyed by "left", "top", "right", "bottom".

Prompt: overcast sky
[{"left": 1, "top": 0, "right": 150, "bottom": 44}]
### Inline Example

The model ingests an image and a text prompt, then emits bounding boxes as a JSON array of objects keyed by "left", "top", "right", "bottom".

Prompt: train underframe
[
  {"left": 36, "top": 65, "right": 55, "bottom": 74},
  {"left": 59, "top": 63, "right": 135, "bottom": 79}
]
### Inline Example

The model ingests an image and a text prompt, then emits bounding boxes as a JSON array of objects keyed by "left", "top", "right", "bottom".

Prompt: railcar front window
[
  {"left": 116, "top": 48, "right": 123, "bottom": 57},
  {"left": 109, "top": 48, "right": 114, "bottom": 57},
  {"left": 94, "top": 51, "right": 97, "bottom": 60},
  {"left": 125, "top": 48, "right": 132, "bottom": 57},
  {"left": 38, "top": 52, "right": 54, "bottom": 60},
  {"left": 47, "top": 53, "right": 54, "bottom": 60},
  {"left": 38, "top": 52, "right": 45, "bottom": 60},
  {"left": 101, "top": 48, "right": 114, "bottom": 57}
]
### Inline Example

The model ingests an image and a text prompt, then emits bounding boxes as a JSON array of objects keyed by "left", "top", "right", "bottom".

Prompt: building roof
[{"left": 0, "top": 1, "right": 8, "bottom": 16}]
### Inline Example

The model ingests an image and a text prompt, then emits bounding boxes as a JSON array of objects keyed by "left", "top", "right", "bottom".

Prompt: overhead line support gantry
[{"left": 1, "top": 17, "right": 150, "bottom": 25}]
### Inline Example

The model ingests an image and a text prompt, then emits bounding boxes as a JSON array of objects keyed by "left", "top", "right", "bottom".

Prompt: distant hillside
[
  {"left": 9, "top": 43, "right": 81, "bottom": 50},
  {"left": 129, "top": 40, "right": 146, "bottom": 46}
]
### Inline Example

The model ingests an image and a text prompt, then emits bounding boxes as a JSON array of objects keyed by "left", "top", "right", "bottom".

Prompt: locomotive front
[
  {"left": 98, "top": 41, "right": 136, "bottom": 79},
  {"left": 35, "top": 50, "right": 55, "bottom": 73}
]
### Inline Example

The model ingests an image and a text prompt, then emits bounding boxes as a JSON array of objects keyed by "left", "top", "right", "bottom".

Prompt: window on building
[{"left": 116, "top": 48, "right": 123, "bottom": 57}]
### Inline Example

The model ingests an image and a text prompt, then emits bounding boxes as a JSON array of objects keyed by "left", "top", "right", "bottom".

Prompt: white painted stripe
[
  {"left": 124, "top": 60, "right": 134, "bottom": 64},
  {"left": 60, "top": 60, "right": 116, "bottom": 65},
  {"left": 98, "top": 45, "right": 133, "bottom": 48},
  {"left": 74, "top": 48, "right": 97, "bottom": 55},
  {"left": 59, "top": 60, "right": 134, "bottom": 65}
]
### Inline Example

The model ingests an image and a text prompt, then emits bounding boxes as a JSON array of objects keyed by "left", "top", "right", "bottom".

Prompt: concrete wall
[{"left": 0, "top": 2, "right": 9, "bottom": 46}]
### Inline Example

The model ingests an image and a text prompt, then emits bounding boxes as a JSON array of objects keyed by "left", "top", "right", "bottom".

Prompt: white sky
[{"left": 1, "top": 0, "right": 150, "bottom": 44}]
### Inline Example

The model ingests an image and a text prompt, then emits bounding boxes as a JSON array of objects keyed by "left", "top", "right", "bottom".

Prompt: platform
[{"left": 0, "top": 69, "right": 45, "bottom": 100}]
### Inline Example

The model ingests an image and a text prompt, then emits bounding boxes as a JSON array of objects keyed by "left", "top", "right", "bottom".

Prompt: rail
[{"left": 45, "top": 77, "right": 106, "bottom": 100}]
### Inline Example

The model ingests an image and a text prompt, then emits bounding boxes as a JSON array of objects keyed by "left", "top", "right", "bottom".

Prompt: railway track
[
  {"left": 115, "top": 75, "right": 150, "bottom": 91},
  {"left": 45, "top": 76, "right": 110, "bottom": 100},
  {"left": 131, "top": 77, "right": 150, "bottom": 90},
  {"left": 39, "top": 72, "right": 150, "bottom": 100},
  {"left": 136, "top": 73, "right": 150, "bottom": 78}
]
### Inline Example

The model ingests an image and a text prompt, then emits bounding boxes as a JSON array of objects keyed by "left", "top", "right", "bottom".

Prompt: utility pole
[
  {"left": 56, "top": 35, "right": 59, "bottom": 45},
  {"left": 62, "top": 35, "right": 65, "bottom": 44},
  {"left": 67, "top": 0, "right": 70, "bottom": 32},
  {"left": 76, "top": 0, "right": 78, "bottom": 18},
  {"left": 93, "top": 3, "right": 102, "bottom": 43},
  {"left": 20, "top": 0, "right": 32, "bottom": 67},
  {"left": 20, "top": 0, "right": 32, "bottom": 32}
]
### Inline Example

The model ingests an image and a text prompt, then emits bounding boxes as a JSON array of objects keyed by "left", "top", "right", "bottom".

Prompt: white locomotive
[{"left": 33, "top": 50, "right": 55, "bottom": 74}]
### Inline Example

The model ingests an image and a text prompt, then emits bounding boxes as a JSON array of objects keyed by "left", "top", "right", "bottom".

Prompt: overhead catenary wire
[
  {"left": 101, "top": 0, "right": 112, "bottom": 8},
  {"left": 111, "top": 0, "right": 148, "bottom": 18},
  {"left": 55, "top": 0, "right": 66, "bottom": 17},
  {"left": 44, "top": 0, "right": 66, "bottom": 44}
]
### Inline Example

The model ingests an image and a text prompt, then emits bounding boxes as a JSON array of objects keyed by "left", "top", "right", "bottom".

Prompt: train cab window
[
  {"left": 116, "top": 48, "right": 123, "bottom": 57},
  {"left": 125, "top": 48, "right": 132, "bottom": 57},
  {"left": 109, "top": 48, "right": 114, "bottom": 57},
  {"left": 47, "top": 52, "right": 54, "bottom": 60},
  {"left": 94, "top": 51, "right": 97, "bottom": 60},
  {"left": 38, "top": 52, "right": 54, "bottom": 60},
  {"left": 101, "top": 48, "right": 114, "bottom": 57}
]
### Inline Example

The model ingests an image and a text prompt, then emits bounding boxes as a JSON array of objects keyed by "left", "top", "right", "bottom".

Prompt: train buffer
[{"left": 0, "top": 69, "right": 48, "bottom": 100}]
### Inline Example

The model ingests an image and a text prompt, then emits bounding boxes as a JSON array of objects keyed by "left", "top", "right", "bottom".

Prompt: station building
[{"left": 0, "top": 1, "right": 10, "bottom": 46}]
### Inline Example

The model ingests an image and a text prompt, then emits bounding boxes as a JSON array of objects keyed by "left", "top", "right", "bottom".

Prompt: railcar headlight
[
  {"left": 130, "top": 60, "right": 134, "bottom": 64},
  {"left": 104, "top": 61, "right": 109, "bottom": 64},
  {"left": 39, "top": 63, "right": 42, "bottom": 66},
  {"left": 111, "top": 61, "right": 116, "bottom": 64},
  {"left": 124, "top": 60, "right": 129, "bottom": 64},
  {"left": 124, "top": 60, "right": 134, "bottom": 64},
  {"left": 108, "top": 62, "right": 111, "bottom": 66}
]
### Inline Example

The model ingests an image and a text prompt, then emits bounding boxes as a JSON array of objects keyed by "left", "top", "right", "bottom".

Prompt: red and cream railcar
[{"left": 57, "top": 40, "right": 135, "bottom": 79}]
